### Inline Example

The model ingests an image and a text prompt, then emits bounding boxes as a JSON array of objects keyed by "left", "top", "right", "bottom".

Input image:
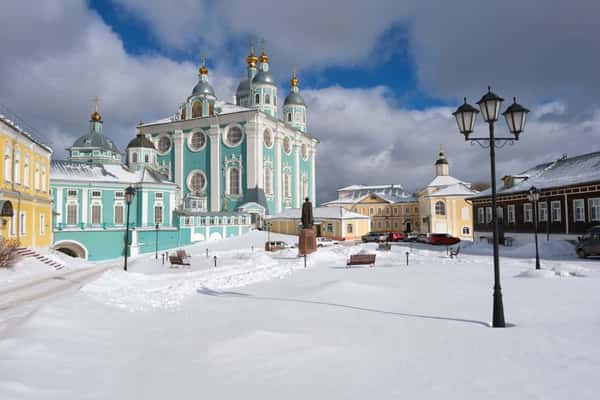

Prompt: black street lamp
[
  {"left": 266, "top": 221, "right": 272, "bottom": 250},
  {"left": 155, "top": 223, "right": 160, "bottom": 260},
  {"left": 528, "top": 186, "right": 541, "bottom": 270},
  {"left": 453, "top": 87, "right": 529, "bottom": 328},
  {"left": 123, "top": 185, "right": 136, "bottom": 271}
]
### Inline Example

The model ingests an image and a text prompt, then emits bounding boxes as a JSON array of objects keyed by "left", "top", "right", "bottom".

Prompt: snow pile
[
  {"left": 82, "top": 251, "right": 305, "bottom": 311},
  {"left": 463, "top": 238, "right": 575, "bottom": 259}
]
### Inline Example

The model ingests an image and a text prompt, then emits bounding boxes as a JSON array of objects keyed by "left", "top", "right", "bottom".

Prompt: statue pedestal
[{"left": 298, "top": 228, "right": 317, "bottom": 256}]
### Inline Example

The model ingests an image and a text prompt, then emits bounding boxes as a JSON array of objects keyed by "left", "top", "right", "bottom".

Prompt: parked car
[
  {"left": 416, "top": 233, "right": 430, "bottom": 243},
  {"left": 317, "top": 237, "right": 339, "bottom": 247},
  {"left": 403, "top": 232, "right": 418, "bottom": 242},
  {"left": 361, "top": 232, "right": 387, "bottom": 243},
  {"left": 265, "top": 240, "right": 290, "bottom": 251},
  {"left": 429, "top": 233, "right": 461, "bottom": 246},
  {"left": 576, "top": 226, "right": 600, "bottom": 258},
  {"left": 387, "top": 232, "right": 405, "bottom": 242}
]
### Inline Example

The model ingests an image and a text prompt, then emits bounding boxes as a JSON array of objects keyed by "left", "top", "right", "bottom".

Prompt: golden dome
[
  {"left": 259, "top": 51, "right": 269, "bottom": 63},
  {"left": 247, "top": 53, "right": 258, "bottom": 68},
  {"left": 199, "top": 65, "right": 208, "bottom": 75},
  {"left": 290, "top": 76, "right": 299, "bottom": 87},
  {"left": 90, "top": 111, "right": 102, "bottom": 122}
]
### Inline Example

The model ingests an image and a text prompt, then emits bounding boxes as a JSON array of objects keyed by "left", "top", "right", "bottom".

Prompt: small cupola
[
  {"left": 435, "top": 146, "right": 449, "bottom": 176},
  {"left": 127, "top": 122, "right": 157, "bottom": 171}
]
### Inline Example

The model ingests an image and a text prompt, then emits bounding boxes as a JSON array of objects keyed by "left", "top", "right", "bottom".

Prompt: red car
[
  {"left": 387, "top": 232, "right": 405, "bottom": 242},
  {"left": 429, "top": 233, "right": 460, "bottom": 245}
]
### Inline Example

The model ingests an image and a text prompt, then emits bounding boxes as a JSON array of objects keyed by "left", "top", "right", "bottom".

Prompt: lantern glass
[
  {"left": 477, "top": 88, "right": 504, "bottom": 122},
  {"left": 452, "top": 99, "right": 479, "bottom": 135},
  {"left": 125, "top": 186, "right": 136, "bottom": 204},
  {"left": 503, "top": 98, "right": 530, "bottom": 135}
]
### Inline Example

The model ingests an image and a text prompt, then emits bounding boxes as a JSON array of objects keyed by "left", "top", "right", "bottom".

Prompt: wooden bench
[
  {"left": 377, "top": 243, "right": 392, "bottom": 251},
  {"left": 449, "top": 246, "right": 460, "bottom": 259},
  {"left": 346, "top": 254, "right": 376, "bottom": 268},
  {"left": 176, "top": 249, "right": 191, "bottom": 260},
  {"left": 169, "top": 254, "right": 190, "bottom": 267}
]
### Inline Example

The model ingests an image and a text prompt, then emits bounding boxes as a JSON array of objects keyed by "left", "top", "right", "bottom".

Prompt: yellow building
[
  {"left": 323, "top": 184, "right": 419, "bottom": 233},
  {"left": 417, "top": 149, "right": 477, "bottom": 240},
  {"left": 1, "top": 112, "right": 53, "bottom": 249},
  {"left": 266, "top": 207, "right": 370, "bottom": 241}
]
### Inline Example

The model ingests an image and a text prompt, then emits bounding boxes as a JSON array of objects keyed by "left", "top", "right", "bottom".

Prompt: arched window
[
  {"left": 229, "top": 168, "right": 240, "bottom": 195},
  {"left": 265, "top": 94, "right": 270, "bottom": 104},
  {"left": 192, "top": 101, "right": 202, "bottom": 118},
  {"left": 181, "top": 107, "right": 186, "bottom": 120},
  {"left": 14, "top": 150, "right": 20, "bottom": 184},
  {"left": 24, "top": 155, "right": 30, "bottom": 187},
  {"left": 287, "top": 112, "right": 292, "bottom": 122},
  {"left": 144, "top": 154, "right": 149, "bottom": 163},
  {"left": 209, "top": 103, "right": 214, "bottom": 116},
  {"left": 435, "top": 201, "right": 446, "bottom": 216},
  {"left": 132, "top": 152, "right": 138, "bottom": 163},
  {"left": 255, "top": 94, "right": 260, "bottom": 104}
]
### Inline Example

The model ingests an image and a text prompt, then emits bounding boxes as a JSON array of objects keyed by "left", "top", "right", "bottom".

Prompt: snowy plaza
[{"left": 1, "top": 232, "right": 598, "bottom": 399}]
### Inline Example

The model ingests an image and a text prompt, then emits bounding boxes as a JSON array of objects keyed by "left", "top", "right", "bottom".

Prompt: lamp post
[
  {"left": 123, "top": 185, "right": 136, "bottom": 271},
  {"left": 155, "top": 223, "right": 159, "bottom": 259},
  {"left": 453, "top": 87, "right": 529, "bottom": 328},
  {"left": 267, "top": 221, "right": 272, "bottom": 250},
  {"left": 528, "top": 186, "right": 541, "bottom": 269}
]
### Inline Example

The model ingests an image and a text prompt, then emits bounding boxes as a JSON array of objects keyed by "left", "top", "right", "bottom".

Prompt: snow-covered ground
[{"left": 0, "top": 232, "right": 599, "bottom": 399}]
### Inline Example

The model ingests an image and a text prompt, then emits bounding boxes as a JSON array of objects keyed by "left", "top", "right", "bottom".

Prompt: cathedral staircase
[{"left": 15, "top": 248, "right": 66, "bottom": 270}]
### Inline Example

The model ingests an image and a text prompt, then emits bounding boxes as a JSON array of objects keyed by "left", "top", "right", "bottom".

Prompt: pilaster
[
  {"left": 311, "top": 142, "right": 317, "bottom": 205},
  {"left": 245, "top": 115, "right": 259, "bottom": 189},
  {"left": 208, "top": 125, "right": 221, "bottom": 211},
  {"left": 274, "top": 130, "right": 282, "bottom": 213},
  {"left": 173, "top": 130, "right": 184, "bottom": 189},
  {"left": 81, "top": 188, "right": 88, "bottom": 224},
  {"left": 141, "top": 191, "right": 148, "bottom": 226},
  {"left": 56, "top": 188, "right": 63, "bottom": 224},
  {"left": 294, "top": 141, "right": 301, "bottom": 208}
]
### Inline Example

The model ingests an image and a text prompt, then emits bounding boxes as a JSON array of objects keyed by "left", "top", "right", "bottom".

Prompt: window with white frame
[
  {"left": 23, "top": 155, "right": 30, "bottom": 187},
  {"left": 462, "top": 226, "right": 470, "bottom": 235},
  {"left": 347, "top": 223, "right": 353, "bottom": 233},
  {"left": 114, "top": 204, "right": 124, "bottom": 225},
  {"left": 497, "top": 207, "right": 504, "bottom": 220},
  {"left": 66, "top": 203, "right": 78, "bottom": 225},
  {"left": 92, "top": 190, "right": 102, "bottom": 198},
  {"left": 539, "top": 202, "right": 548, "bottom": 222},
  {"left": 34, "top": 161, "right": 40, "bottom": 190},
  {"left": 590, "top": 198, "right": 600, "bottom": 221},
  {"left": 524, "top": 203, "right": 533, "bottom": 223},
  {"left": 155, "top": 192, "right": 163, "bottom": 199},
  {"left": 14, "top": 149, "right": 20, "bottom": 184},
  {"left": 551, "top": 201, "right": 561, "bottom": 222},
  {"left": 377, "top": 221, "right": 382, "bottom": 229},
  {"left": 478, "top": 207, "right": 485, "bottom": 224},
  {"left": 435, "top": 201, "right": 446, "bottom": 216},
  {"left": 154, "top": 205, "right": 163, "bottom": 224},
  {"left": 573, "top": 199, "right": 585, "bottom": 222},
  {"left": 264, "top": 167, "right": 273, "bottom": 195},
  {"left": 393, "top": 208, "right": 398, "bottom": 216},
  {"left": 369, "top": 208, "right": 374, "bottom": 216},
  {"left": 486, "top": 207, "right": 492, "bottom": 223},
  {"left": 283, "top": 173, "right": 291, "bottom": 198},
  {"left": 41, "top": 166, "right": 47, "bottom": 192},
  {"left": 67, "top": 189, "right": 77, "bottom": 198},
  {"left": 385, "top": 207, "right": 390, "bottom": 216},
  {"left": 91, "top": 204, "right": 102, "bottom": 225},
  {"left": 507, "top": 205, "right": 515, "bottom": 224},
  {"left": 385, "top": 220, "right": 390, "bottom": 229},
  {"left": 377, "top": 208, "right": 382, "bottom": 216},
  {"left": 4, "top": 144, "right": 12, "bottom": 182},
  {"left": 229, "top": 168, "right": 241, "bottom": 195},
  {"left": 115, "top": 191, "right": 124, "bottom": 199},
  {"left": 132, "top": 152, "right": 138, "bottom": 163},
  {"left": 40, "top": 213, "right": 45, "bottom": 235},
  {"left": 19, "top": 212, "right": 26, "bottom": 235}
]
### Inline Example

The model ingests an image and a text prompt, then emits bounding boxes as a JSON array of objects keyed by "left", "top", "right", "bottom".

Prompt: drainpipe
[{"left": 564, "top": 192, "right": 569, "bottom": 235}]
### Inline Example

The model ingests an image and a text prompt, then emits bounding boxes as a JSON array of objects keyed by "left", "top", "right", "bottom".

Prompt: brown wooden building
[{"left": 469, "top": 152, "right": 600, "bottom": 240}]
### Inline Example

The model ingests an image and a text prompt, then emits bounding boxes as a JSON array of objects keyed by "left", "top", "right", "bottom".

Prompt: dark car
[
  {"left": 429, "top": 233, "right": 461, "bottom": 246},
  {"left": 576, "top": 226, "right": 600, "bottom": 258},
  {"left": 362, "top": 232, "right": 387, "bottom": 243},
  {"left": 387, "top": 232, "right": 405, "bottom": 242}
]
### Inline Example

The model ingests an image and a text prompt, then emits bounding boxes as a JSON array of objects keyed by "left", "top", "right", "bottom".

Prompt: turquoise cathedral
[{"left": 50, "top": 44, "right": 317, "bottom": 261}]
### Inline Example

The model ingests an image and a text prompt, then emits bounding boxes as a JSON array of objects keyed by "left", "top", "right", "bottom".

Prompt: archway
[{"left": 53, "top": 240, "right": 88, "bottom": 259}]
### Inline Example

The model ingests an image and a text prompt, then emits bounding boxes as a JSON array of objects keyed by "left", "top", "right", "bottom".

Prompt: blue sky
[{"left": 1, "top": 0, "right": 599, "bottom": 202}]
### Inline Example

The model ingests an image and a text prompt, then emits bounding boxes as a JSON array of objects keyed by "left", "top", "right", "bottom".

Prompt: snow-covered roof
[
  {"left": 426, "top": 175, "right": 465, "bottom": 188},
  {"left": 337, "top": 184, "right": 405, "bottom": 192},
  {"left": 0, "top": 113, "right": 52, "bottom": 153},
  {"left": 50, "top": 160, "right": 176, "bottom": 186},
  {"left": 266, "top": 207, "right": 369, "bottom": 221},
  {"left": 427, "top": 183, "right": 478, "bottom": 197},
  {"left": 322, "top": 191, "right": 417, "bottom": 207},
  {"left": 471, "top": 151, "right": 600, "bottom": 198}
]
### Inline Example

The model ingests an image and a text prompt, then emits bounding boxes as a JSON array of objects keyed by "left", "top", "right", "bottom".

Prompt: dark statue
[{"left": 301, "top": 197, "right": 313, "bottom": 229}]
